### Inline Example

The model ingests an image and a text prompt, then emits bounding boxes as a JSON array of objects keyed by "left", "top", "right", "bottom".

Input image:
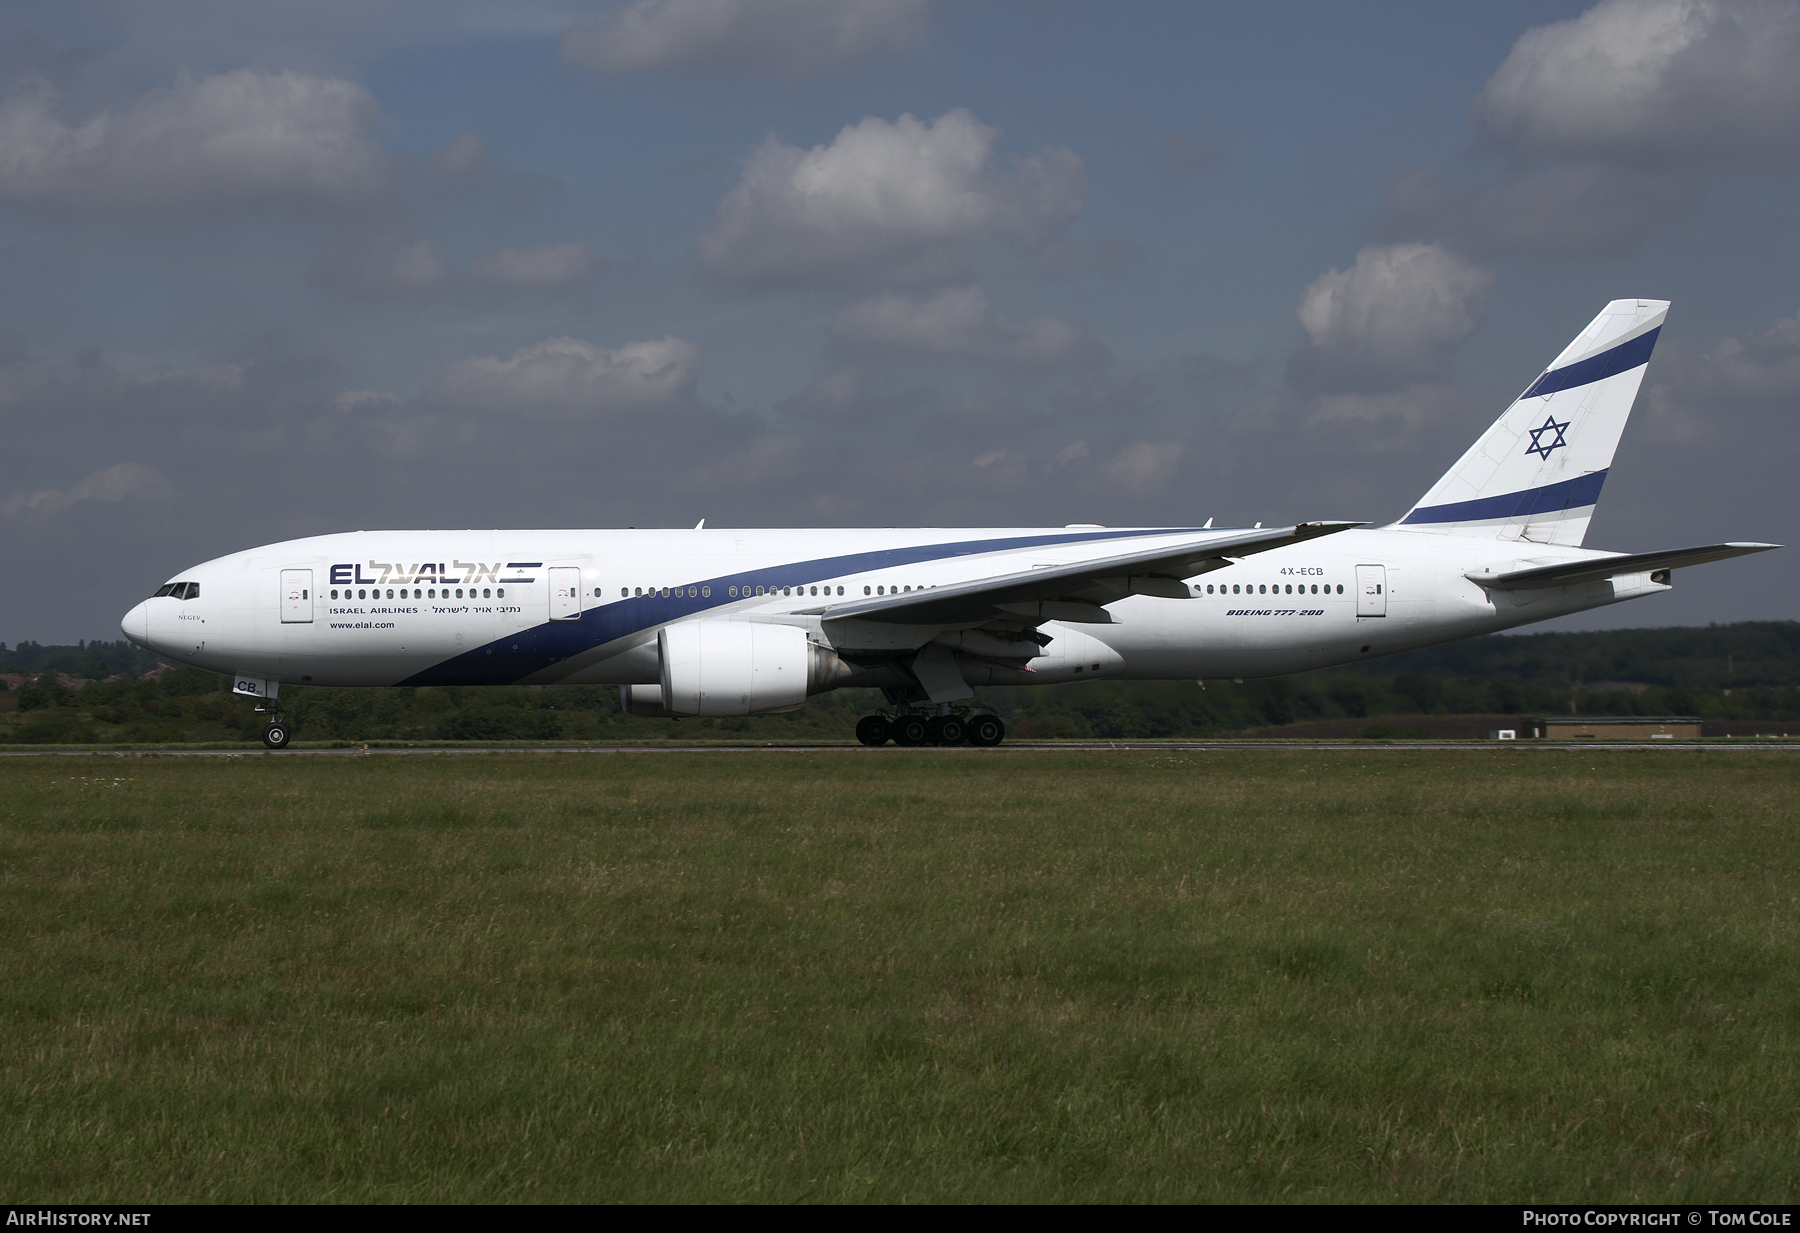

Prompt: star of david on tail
[{"left": 1525, "top": 415, "right": 1569, "bottom": 460}]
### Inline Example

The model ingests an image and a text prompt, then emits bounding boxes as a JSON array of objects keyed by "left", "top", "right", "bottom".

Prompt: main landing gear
[{"left": 856, "top": 708, "right": 1005, "bottom": 747}]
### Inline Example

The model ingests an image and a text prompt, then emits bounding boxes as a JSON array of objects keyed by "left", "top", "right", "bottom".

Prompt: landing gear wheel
[
  {"left": 968, "top": 715, "right": 1005, "bottom": 747},
  {"left": 262, "top": 722, "right": 292, "bottom": 750},
  {"left": 890, "top": 715, "right": 928, "bottom": 747},
  {"left": 930, "top": 715, "right": 966, "bottom": 746},
  {"left": 855, "top": 715, "right": 891, "bottom": 746}
]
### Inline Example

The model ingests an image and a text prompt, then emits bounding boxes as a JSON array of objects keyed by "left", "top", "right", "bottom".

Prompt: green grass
[{"left": 3, "top": 750, "right": 1797, "bottom": 1202}]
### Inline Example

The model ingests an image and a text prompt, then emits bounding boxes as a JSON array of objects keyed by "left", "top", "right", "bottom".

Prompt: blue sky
[{"left": 2, "top": 0, "right": 1796, "bottom": 642}]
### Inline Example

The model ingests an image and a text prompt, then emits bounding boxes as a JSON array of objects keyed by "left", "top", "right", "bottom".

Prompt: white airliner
[{"left": 122, "top": 299, "right": 1775, "bottom": 748}]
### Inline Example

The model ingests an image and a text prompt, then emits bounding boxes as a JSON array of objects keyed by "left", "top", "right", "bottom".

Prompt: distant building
[{"left": 1531, "top": 716, "right": 1702, "bottom": 739}]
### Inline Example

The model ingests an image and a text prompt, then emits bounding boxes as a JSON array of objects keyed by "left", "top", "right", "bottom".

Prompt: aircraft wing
[
  {"left": 1465, "top": 542, "right": 1780, "bottom": 591},
  {"left": 798, "top": 522, "right": 1361, "bottom": 625}
]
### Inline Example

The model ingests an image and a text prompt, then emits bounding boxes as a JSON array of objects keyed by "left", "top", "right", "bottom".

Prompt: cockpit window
[
  {"left": 157, "top": 581, "right": 200, "bottom": 600},
  {"left": 153, "top": 584, "right": 176, "bottom": 597}
]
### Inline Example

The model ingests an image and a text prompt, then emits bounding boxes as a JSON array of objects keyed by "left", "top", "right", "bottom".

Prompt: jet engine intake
[{"left": 659, "top": 619, "right": 848, "bottom": 716}]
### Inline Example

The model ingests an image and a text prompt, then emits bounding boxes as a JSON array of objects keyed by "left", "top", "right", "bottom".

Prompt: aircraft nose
[{"left": 121, "top": 600, "right": 150, "bottom": 649}]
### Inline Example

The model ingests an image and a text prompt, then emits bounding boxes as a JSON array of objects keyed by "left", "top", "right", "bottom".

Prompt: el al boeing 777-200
[{"left": 122, "top": 299, "right": 1777, "bottom": 748}]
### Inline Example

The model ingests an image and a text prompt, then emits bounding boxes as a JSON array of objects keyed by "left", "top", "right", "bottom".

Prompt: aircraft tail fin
[{"left": 1393, "top": 299, "right": 1668, "bottom": 546}]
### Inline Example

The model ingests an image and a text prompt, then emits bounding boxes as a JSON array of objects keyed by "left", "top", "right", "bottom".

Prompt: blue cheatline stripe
[
  {"left": 1401, "top": 470, "right": 1608, "bottom": 526},
  {"left": 1520, "top": 327, "right": 1660, "bottom": 400},
  {"left": 396, "top": 525, "right": 1210, "bottom": 687}
]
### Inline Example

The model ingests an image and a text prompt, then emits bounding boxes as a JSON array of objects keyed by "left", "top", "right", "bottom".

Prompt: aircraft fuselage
[{"left": 121, "top": 524, "right": 1667, "bottom": 692}]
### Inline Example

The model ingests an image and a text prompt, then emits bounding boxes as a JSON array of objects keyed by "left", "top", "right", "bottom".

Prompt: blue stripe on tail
[
  {"left": 1401, "top": 470, "right": 1608, "bottom": 526},
  {"left": 1519, "top": 328, "right": 1659, "bottom": 400}
]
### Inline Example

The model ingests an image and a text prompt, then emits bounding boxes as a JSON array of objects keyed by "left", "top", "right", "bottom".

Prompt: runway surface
[{"left": 4, "top": 741, "right": 1798, "bottom": 757}]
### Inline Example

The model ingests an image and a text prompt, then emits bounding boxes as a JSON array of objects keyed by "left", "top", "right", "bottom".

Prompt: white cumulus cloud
[
  {"left": 467, "top": 241, "right": 603, "bottom": 290},
  {"left": 1295, "top": 243, "right": 1493, "bottom": 386},
  {"left": 696, "top": 109, "right": 1085, "bottom": 289},
  {"left": 562, "top": 0, "right": 936, "bottom": 78},
  {"left": 0, "top": 70, "right": 387, "bottom": 216},
  {"left": 1644, "top": 308, "right": 1800, "bottom": 442},
  {"left": 3, "top": 462, "right": 176, "bottom": 519},
  {"left": 1098, "top": 441, "right": 1187, "bottom": 493},
  {"left": 427, "top": 336, "right": 701, "bottom": 419},
  {"left": 1477, "top": 0, "right": 1800, "bottom": 166},
  {"left": 831, "top": 285, "right": 1106, "bottom": 368}
]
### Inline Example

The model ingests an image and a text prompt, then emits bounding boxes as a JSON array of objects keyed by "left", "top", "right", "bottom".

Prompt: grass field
[{"left": 3, "top": 748, "right": 1797, "bottom": 1203}]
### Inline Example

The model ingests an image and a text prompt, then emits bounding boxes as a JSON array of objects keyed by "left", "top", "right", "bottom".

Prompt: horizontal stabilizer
[
  {"left": 800, "top": 522, "right": 1362, "bottom": 625},
  {"left": 1465, "top": 542, "right": 1780, "bottom": 591}
]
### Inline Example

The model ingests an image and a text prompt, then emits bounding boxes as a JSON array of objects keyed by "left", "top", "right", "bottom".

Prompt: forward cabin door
[
  {"left": 1356, "top": 564, "right": 1387, "bottom": 618},
  {"left": 281, "top": 569, "right": 314, "bottom": 623},
  {"left": 550, "top": 567, "right": 582, "bottom": 620}
]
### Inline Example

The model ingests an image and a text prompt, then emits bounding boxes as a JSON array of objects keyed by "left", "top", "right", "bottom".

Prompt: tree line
[{"left": 3, "top": 622, "right": 1797, "bottom": 744}]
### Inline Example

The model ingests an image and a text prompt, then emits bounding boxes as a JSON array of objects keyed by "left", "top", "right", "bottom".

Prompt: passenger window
[
  {"left": 878, "top": 586, "right": 885, "bottom": 595},
  {"left": 1337, "top": 584, "right": 1344, "bottom": 594},
  {"left": 837, "top": 586, "right": 844, "bottom": 595},
  {"left": 702, "top": 586, "right": 711, "bottom": 597},
  {"left": 864, "top": 586, "right": 871, "bottom": 595},
  {"left": 496, "top": 589, "right": 504, "bottom": 598},
  {"left": 756, "top": 586, "right": 765, "bottom": 595},
  {"left": 483, "top": 588, "right": 491, "bottom": 598}
]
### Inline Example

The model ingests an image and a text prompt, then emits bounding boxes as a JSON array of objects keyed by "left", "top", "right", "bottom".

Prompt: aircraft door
[
  {"left": 550, "top": 567, "right": 582, "bottom": 620},
  {"left": 281, "top": 569, "right": 313, "bottom": 623},
  {"left": 1356, "top": 564, "right": 1387, "bottom": 617}
]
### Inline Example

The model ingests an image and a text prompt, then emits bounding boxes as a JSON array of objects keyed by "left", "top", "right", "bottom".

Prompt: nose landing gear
[
  {"left": 256, "top": 701, "right": 293, "bottom": 749},
  {"left": 854, "top": 708, "right": 1004, "bottom": 747}
]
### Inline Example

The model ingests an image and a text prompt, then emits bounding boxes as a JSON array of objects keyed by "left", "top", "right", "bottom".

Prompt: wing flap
[
  {"left": 799, "top": 521, "right": 1361, "bottom": 625},
  {"left": 1466, "top": 542, "right": 1780, "bottom": 591}
]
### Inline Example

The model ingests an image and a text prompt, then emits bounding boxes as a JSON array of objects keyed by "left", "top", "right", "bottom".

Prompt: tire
[
  {"left": 890, "top": 715, "right": 928, "bottom": 747},
  {"left": 855, "top": 715, "right": 891, "bottom": 746},
  {"left": 262, "top": 722, "right": 292, "bottom": 750},
  {"left": 968, "top": 715, "right": 1005, "bottom": 747},
  {"left": 934, "top": 716, "right": 966, "bottom": 746}
]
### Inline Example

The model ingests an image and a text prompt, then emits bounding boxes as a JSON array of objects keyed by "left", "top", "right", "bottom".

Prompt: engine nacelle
[{"left": 658, "top": 620, "right": 847, "bottom": 717}]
